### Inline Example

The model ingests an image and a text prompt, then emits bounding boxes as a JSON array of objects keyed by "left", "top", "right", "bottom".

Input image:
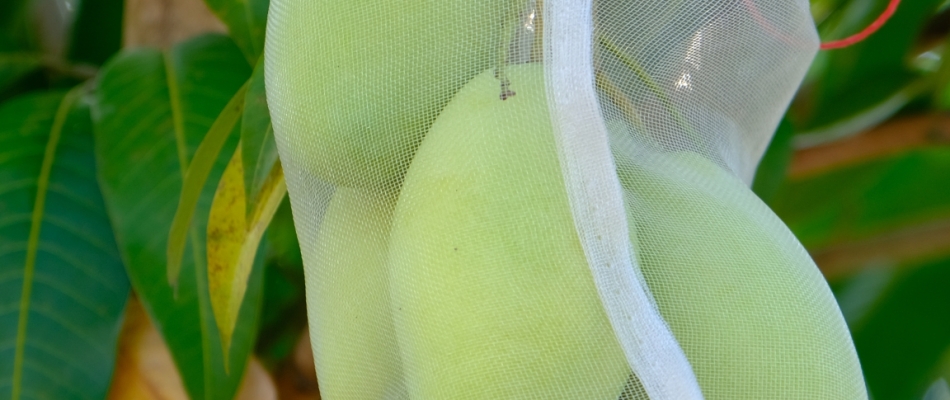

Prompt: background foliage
[{"left": 0, "top": 0, "right": 948, "bottom": 399}]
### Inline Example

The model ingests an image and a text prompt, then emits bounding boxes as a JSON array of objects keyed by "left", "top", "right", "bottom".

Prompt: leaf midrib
[
  {"left": 163, "top": 48, "right": 215, "bottom": 400},
  {"left": 10, "top": 89, "right": 78, "bottom": 400}
]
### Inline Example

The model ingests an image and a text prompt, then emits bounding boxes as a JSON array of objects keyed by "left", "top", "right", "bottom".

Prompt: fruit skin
[
  {"left": 304, "top": 188, "right": 404, "bottom": 399},
  {"left": 265, "top": 0, "right": 513, "bottom": 189},
  {"left": 618, "top": 151, "right": 868, "bottom": 399},
  {"left": 388, "top": 64, "right": 630, "bottom": 399}
]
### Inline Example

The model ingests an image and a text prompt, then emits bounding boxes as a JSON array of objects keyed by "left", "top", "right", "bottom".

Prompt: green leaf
[
  {"left": 752, "top": 118, "right": 794, "bottom": 204},
  {"left": 799, "top": 0, "right": 942, "bottom": 130},
  {"left": 66, "top": 0, "right": 124, "bottom": 65},
  {"left": 255, "top": 197, "right": 306, "bottom": 368},
  {"left": 0, "top": 53, "right": 40, "bottom": 94},
  {"left": 168, "top": 82, "right": 247, "bottom": 289},
  {"left": 844, "top": 256, "right": 950, "bottom": 400},
  {"left": 0, "top": 0, "right": 35, "bottom": 52},
  {"left": 935, "top": 43, "right": 950, "bottom": 110},
  {"left": 241, "top": 55, "right": 278, "bottom": 214},
  {"left": 91, "top": 34, "right": 263, "bottom": 400},
  {"left": 795, "top": 78, "right": 931, "bottom": 147},
  {"left": 203, "top": 0, "right": 270, "bottom": 63},
  {"left": 773, "top": 147, "right": 950, "bottom": 251},
  {"left": 0, "top": 89, "right": 130, "bottom": 400},
  {"left": 924, "top": 379, "right": 950, "bottom": 400}
]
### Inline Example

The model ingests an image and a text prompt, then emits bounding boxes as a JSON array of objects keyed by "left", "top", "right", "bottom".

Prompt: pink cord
[{"left": 820, "top": 0, "right": 901, "bottom": 50}]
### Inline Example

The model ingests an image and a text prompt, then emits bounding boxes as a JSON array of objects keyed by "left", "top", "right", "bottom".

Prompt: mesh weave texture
[{"left": 265, "top": 0, "right": 868, "bottom": 398}]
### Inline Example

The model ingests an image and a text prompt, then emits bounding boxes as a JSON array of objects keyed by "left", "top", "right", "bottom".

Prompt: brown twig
[
  {"left": 813, "top": 218, "right": 950, "bottom": 280},
  {"left": 790, "top": 113, "right": 950, "bottom": 179},
  {"left": 123, "top": 0, "right": 226, "bottom": 49}
]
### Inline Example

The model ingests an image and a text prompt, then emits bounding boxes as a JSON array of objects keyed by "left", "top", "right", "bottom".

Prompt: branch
[
  {"left": 790, "top": 113, "right": 950, "bottom": 179},
  {"left": 813, "top": 218, "right": 950, "bottom": 280}
]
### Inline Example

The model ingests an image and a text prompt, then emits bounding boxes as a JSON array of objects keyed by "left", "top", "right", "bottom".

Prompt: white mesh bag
[{"left": 264, "top": 0, "right": 869, "bottom": 398}]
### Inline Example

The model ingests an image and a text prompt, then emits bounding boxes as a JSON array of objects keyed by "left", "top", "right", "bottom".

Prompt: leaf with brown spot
[{"left": 208, "top": 147, "right": 286, "bottom": 364}]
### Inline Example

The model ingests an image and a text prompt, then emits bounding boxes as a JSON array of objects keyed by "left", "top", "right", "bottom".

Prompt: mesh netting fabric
[{"left": 265, "top": 0, "right": 868, "bottom": 398}]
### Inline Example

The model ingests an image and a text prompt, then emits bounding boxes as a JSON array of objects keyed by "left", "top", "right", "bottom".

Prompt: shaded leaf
[
  {"left": 203, "top": 0, "right": 269, "bottom": 63},
  {"left": 0, "top": 0, "right": 35, "bottom": 52},
  {"left": 265, "top": 196, "right": 302, "bottom": 269},
  {"left": 255, "top": 197, "right": 306, "bottom": 368},
  {"left": 752, "top": 118, "right": 793, "bottom": 204},
  {"left": 845, "top": 256, "right": 950, "bottom": 400},
  {"left": 0, "top": 89, "right": 129, "bottom": 400},
  {"left": 67, "top": 0, "right": 124, "bottom": 65},
  {"left": 0, "top": 53, "right": 40, "bottom": 94},
  {"left": 241, "top": 55, "right": 278, "bottom": 214},
  {"left": 208, "top": 150, "right": 286, "bottom": 364},
  {"left": 798, "top": 0, "right": 942, "bottom": 131},
  {"left": 936, "top": 42, "right": 950, "bottom": 110},
  {"left": 795, "top": 78, "right": 930, "bottom": 147},
  {"left": 92, "top": 34, "right": 263, "bottom": 400},
  {"left": 168, "top": 82, "right": 247, "bottom": 289}
]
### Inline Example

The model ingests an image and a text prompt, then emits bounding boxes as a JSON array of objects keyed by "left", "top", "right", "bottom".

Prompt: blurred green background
[{"left": 1, "top": 0, "right": 949, "bottom": 399}]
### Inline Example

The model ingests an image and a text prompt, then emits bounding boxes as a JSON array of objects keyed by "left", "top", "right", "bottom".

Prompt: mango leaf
[
  {"left": 798, "top": 0, "right": 942, "bottom": 131},
  {"left": 207, "top": 148, "right": 285, "bottom": 363},
  {"left": 0, "top": 53, "right": 40, "bottom": 94},
  {"left": 935, "top": 43, "right": 950, "bottom": 110},
  {"left": 924, "top": 379, "right": 950, "bottom": 400},
  {"left": 0, "top": 0, "right": 34, "bottom": 52},
  {"left": 91, "top": 34, "right": 263, "bottom": 400},
  {"left": 255, "top": 198, "right": 306, "bottom": 368},
  {"left": 841, "top": 256, "right": 950, "bottom": 400},
  {"left": 202, "top": 0, "right": 269, "bottom": 63},
  {"left": 752, "top": 118, "right": 794, "bottom": 204},
  {"left": 241, "top": 55, "right": 278, "bottom": 214},
  {"left": 0, "top": 89, "right": 129, "bottom": 400},
  {"left": 773, "top": 146, "right": 950, "bottom": 252},
  {"left": 794, "top": 78, "right": 930, "bottom": 147},
  {"left": 66, "top": 0, "right": 124, "bottom": 65},
  {"left": 167, "top": 83, "right": 247, "bottom": 289}
]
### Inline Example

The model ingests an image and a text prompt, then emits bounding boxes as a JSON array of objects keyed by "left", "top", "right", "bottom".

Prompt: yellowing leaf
[
  {"left": 167, "top": 81, "right": 248, "bottom": 291},
  {"left": 207, "top": 148, "right": 287, "bottom": 363}
]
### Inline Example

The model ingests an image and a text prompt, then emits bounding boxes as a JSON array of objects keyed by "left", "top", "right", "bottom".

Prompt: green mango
[
  {"left": 265, "top": 0, "right": 514, "bottom": 189},
  {"left": 618, "top": 151, "right": 868, "bottom": 399},
  {"left": 305, "top": 187, "right": 403, "bottom": 399},
  {"left": 388, "top": 64, "right": 631, "bottom": 399}
]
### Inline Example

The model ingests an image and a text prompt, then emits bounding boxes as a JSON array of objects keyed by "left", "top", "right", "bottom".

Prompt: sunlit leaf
[
  {"left": 0, "top": 88, "right": 129, "bottom": 400},
  {"left": 91, "top": 34, "right": 263, "bottom": 400}
]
